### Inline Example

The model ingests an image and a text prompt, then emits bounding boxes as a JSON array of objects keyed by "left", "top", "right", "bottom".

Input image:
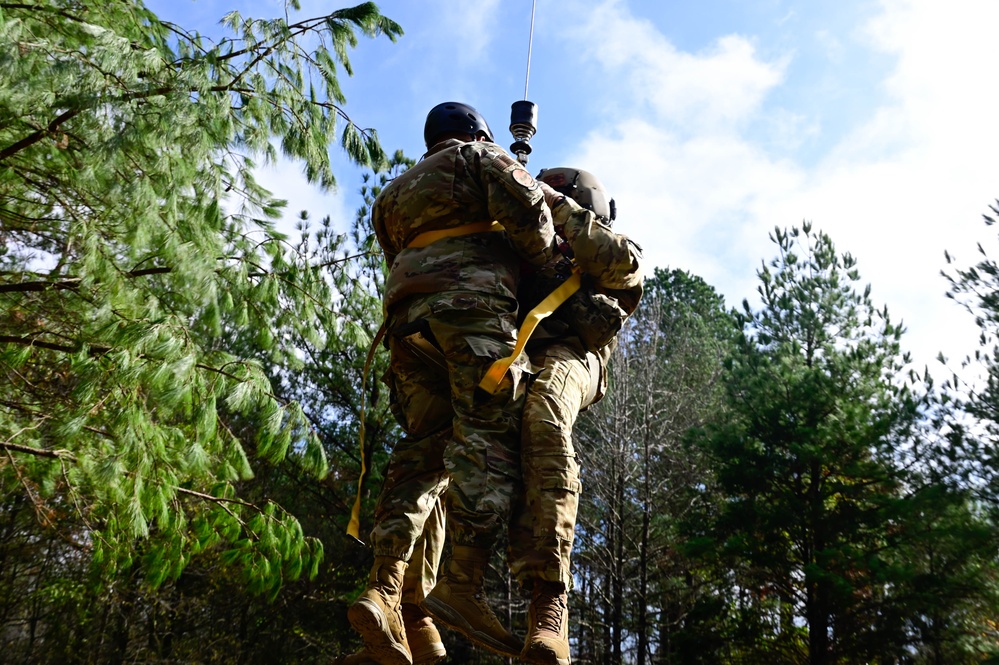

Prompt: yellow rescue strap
[
  {"left": 347, "top": 221, "right": 504, "bottom": 540},
  {"left": 478, "top": 265, "right": 582, "bottom": 394},
  {"left": 347, "top": 321, "right": 387, "bottom": 541}
]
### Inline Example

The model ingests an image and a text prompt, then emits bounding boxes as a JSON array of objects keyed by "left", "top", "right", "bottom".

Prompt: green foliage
[
  {"left": 942, "top": 200, "right": 999, "bottom": 500},
  {"left": 573, "top": 267, "right": 737, "bottom": 664},
  {"left": 0, "top": 0, "right": 401, "bottom": 609},
  {"left": 683, "top": 224, "right": 999, "bottom": 664},
  {"left": 263, "top": 151, "right": 415, "bottom": 533}
]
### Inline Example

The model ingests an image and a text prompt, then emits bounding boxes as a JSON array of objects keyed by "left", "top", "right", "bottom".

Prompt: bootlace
[{"left": 534, "top": 584, "right": 567, "bottom": 634}]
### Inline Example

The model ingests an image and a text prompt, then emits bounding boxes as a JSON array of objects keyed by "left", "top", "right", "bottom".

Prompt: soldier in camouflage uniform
[
  {"left": 346, "top": 102, "right": 558, "bottom": 665},
  {"left": 507, "top": 168, "right": 643, "bottom": 665}
]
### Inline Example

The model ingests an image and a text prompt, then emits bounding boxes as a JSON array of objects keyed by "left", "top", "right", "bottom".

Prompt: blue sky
[{"left": 147, "top": 0, "right": 999, "bottom": 383}]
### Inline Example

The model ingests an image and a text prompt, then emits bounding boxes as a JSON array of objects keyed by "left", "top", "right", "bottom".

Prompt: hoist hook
[{"left": 510, "top": 100, "right": 537, "bottom": 165}]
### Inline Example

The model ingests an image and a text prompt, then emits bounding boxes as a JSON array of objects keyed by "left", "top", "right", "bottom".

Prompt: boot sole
[
  {"left": 422, "top": 595, "right": 521, "bottom": 659},
  {"left": 347, "top": 599, "right": 413, "bottom": 665},
  {"left": 411, "top": 641, "right": 446, "bottom": 665},
  {"left": 522, "top": 642, "right": 571, "bottom": 665},
  {"left": 336, "top": 646, "right": 441, "bottom": 665}
]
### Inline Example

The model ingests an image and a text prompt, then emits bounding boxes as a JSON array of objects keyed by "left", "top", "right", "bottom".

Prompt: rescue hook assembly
[{"left": 510, "top": 100, "right": 537, "bottom": 164}]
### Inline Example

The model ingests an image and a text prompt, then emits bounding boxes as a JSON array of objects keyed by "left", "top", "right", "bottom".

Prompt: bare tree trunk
[
  {"left": 612, "top": 468, "right": 625, "bottom": 665},
  {"left": 806, "top": 459, "right": 830, "bottom": 665},
  {"left": 637, "top": 435, "right": 650, "bottom": 665}
]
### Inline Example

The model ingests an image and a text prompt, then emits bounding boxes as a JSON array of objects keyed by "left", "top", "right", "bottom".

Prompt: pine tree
[
  {"left": 686, "top": 224, "right": 925, "bottom": 664},
  {"left": 943, "top": 200, "right": 999, "bottom": 501},
  {"left": 0, "top": 0, "right": 402, "bottom": 604},
  {"left": 574, "top": 268, "right": 735, "bottom": 665}
]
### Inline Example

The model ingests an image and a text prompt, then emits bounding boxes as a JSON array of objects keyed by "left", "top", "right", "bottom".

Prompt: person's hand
[{"left": 537, "top": 180, "right": 566, "bottom": 210}]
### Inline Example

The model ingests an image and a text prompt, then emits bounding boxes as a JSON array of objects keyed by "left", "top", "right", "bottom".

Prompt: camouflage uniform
[
  {"left": 507, "top": 198, "right": 643, "bottom": 589},
  {"left": 369, "top": 137, "right": 556, "bottom": 557},
  {"left": 387, "top": 198, "right": 642, "bottom": 589},
  {"left": 352, "top": 195, "right": 640, "bottom": 664}
]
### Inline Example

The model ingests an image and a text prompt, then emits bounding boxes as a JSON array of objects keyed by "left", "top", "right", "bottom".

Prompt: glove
[
  {"left": 538, "top": 180, "right": 566, "bottom": 210},
  {"left": 549, "top": 192, "right": 585, "bottom": 235}
]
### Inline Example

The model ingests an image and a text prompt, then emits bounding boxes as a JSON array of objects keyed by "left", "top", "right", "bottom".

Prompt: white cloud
[
  {"left": 566, "top": 0, "right": 786, "bottom": 130},
  {"left": 794, "top": 0, "right": 999, "bottom": 375},
  {"left": 558, "top": 0, "right": 794, "bottom": 293},
  {"left": 813, "top": 29, "right": 845, "bottom": 63},
  {"left": 558, "top": 0, "right": 999, "bottom": 378}
]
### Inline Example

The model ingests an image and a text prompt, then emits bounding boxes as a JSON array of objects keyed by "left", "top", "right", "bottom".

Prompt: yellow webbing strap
[
  {"left": 407, "top": 221, "right": 504, "bottom": 249},
  {"left": 347, "top": 320, "right": 388, "bottom": 541},
  {"left": 478, "top": 266, "right": 583, "bottom": 394}
]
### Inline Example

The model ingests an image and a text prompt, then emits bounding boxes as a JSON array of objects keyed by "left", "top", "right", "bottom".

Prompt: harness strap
[
  {"left": 407, "top": 221, "right": 504, "bottom": 249},
  {"left": 347, "top": 320, "right": 388, "bottom": 541},
  {"left": 478, "top": 266, "right": 582, "bottom": 394}
]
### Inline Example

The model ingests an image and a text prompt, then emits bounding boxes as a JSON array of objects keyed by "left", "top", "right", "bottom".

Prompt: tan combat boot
[
  {"left": 347, "top": 556, "right": 412, "bottom": 665},
  {"left": 421, "top": 545, "right": 522, "bottom": 658},
  {"left": 521, "top": 581, "right": 571, "bottom": 665},
  {"left": 335, "top": 605, "right": 444, "bottom": 665},
  {"left": 401, "top": 602, "right": 446, "bottom": 664}
]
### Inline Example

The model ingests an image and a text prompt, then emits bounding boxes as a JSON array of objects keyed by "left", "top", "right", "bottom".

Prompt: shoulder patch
[{"left": 511, "top": 167, "right": 538, "bottom": 190}]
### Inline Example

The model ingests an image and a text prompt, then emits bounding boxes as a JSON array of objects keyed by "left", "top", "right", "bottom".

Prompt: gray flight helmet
[{"left": 536, "top": 167, "right": 616, "bottom": 223}]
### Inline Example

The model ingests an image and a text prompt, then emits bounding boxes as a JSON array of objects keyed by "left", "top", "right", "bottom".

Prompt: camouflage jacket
[
  {"left": 523, "top": 197, "right": 643, "bottom": 348},
  {"left": 521, "top": 199, "right": 644, "bottom": 404},
  {"left": 372, "top": 138, "right": 556, "bottom": 313},
  {"left": 555, "top": 196, "right": 643, "bottom": 293}
]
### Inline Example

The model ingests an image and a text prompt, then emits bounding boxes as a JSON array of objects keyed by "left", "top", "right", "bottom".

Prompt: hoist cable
[{"left": 524, "top": 0, "right": 538, "bottom": 99}]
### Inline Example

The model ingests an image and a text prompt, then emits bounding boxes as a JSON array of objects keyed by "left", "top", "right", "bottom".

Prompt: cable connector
[{"left": 509, "top": 100, "right": 538, "bottom": 165}]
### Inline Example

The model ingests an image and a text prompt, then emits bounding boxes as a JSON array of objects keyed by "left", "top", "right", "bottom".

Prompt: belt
[{"left": 407, "top": 221, "right": 504, "bottom": 249}]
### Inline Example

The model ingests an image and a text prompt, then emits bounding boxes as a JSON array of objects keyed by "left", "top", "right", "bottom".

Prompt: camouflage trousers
[
  {"left": 401, "top": 496, "right": 445, "bottom": 606},
  {"left": 508, "top": 342, "right": 592, "bottom": 589},
  {"left": 369, "top": 291, "right": 528, "bottom": 558},
  {"left": 389, "top": 342, "right": 594, "bottom": 593}
]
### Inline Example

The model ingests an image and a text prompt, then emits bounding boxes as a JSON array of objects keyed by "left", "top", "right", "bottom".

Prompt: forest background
[{"left": 2, "top": 1, "right": 999, "bottom": 664}]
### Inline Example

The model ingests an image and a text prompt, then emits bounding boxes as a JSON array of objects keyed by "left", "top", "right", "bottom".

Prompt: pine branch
[
  {"left": 175, "top": 486, "right": 256, "bottom": 509},
  {"left": 194, "top": 363, "right": 246, "bottom": 382},
  {"left": 0, "top": 278, "right": 82, "bottom": 293},
  {"left": 209, "top": 14, "right": 333, "bottom": 65},
  {"left": 315, "top": 249, "right": 379, "bottom": 269},
  {"left": 0, "top": 81, "right": 361, "bottom": 165},
  {"left": 0, "top": 267, "right": 172, "bottom": 293},
  {"left": 0, "top": 108, "right": 81, "bottom": 162},
  {"left": 0, "top": 82, "right": 246, "bottom": 163},
  {"left": 0, "top": 3, "right": 86, "bottom": 23},
  {"left": 1, "top": 441, "right": 75, "bottom": 460},
  {"left": 0, "top": 335, "right": 110, "bottom": 354}
]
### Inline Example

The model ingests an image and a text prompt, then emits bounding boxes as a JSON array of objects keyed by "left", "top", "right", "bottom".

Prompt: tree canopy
[{"left": 0, "top": 0, "right": 401, "bottom": 597}]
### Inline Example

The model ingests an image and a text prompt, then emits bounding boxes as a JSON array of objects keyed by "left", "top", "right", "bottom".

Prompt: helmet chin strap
[{"left": 509, "top": 0, "right": 539, "bottom": 165}]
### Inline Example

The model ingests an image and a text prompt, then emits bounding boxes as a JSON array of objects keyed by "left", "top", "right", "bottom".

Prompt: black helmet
[
  {"left": 536, "top": 167, "right": 617, "bottom": 223},
  {"left": 424, "top": 102, "right": 494, "bottom": 148}
]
